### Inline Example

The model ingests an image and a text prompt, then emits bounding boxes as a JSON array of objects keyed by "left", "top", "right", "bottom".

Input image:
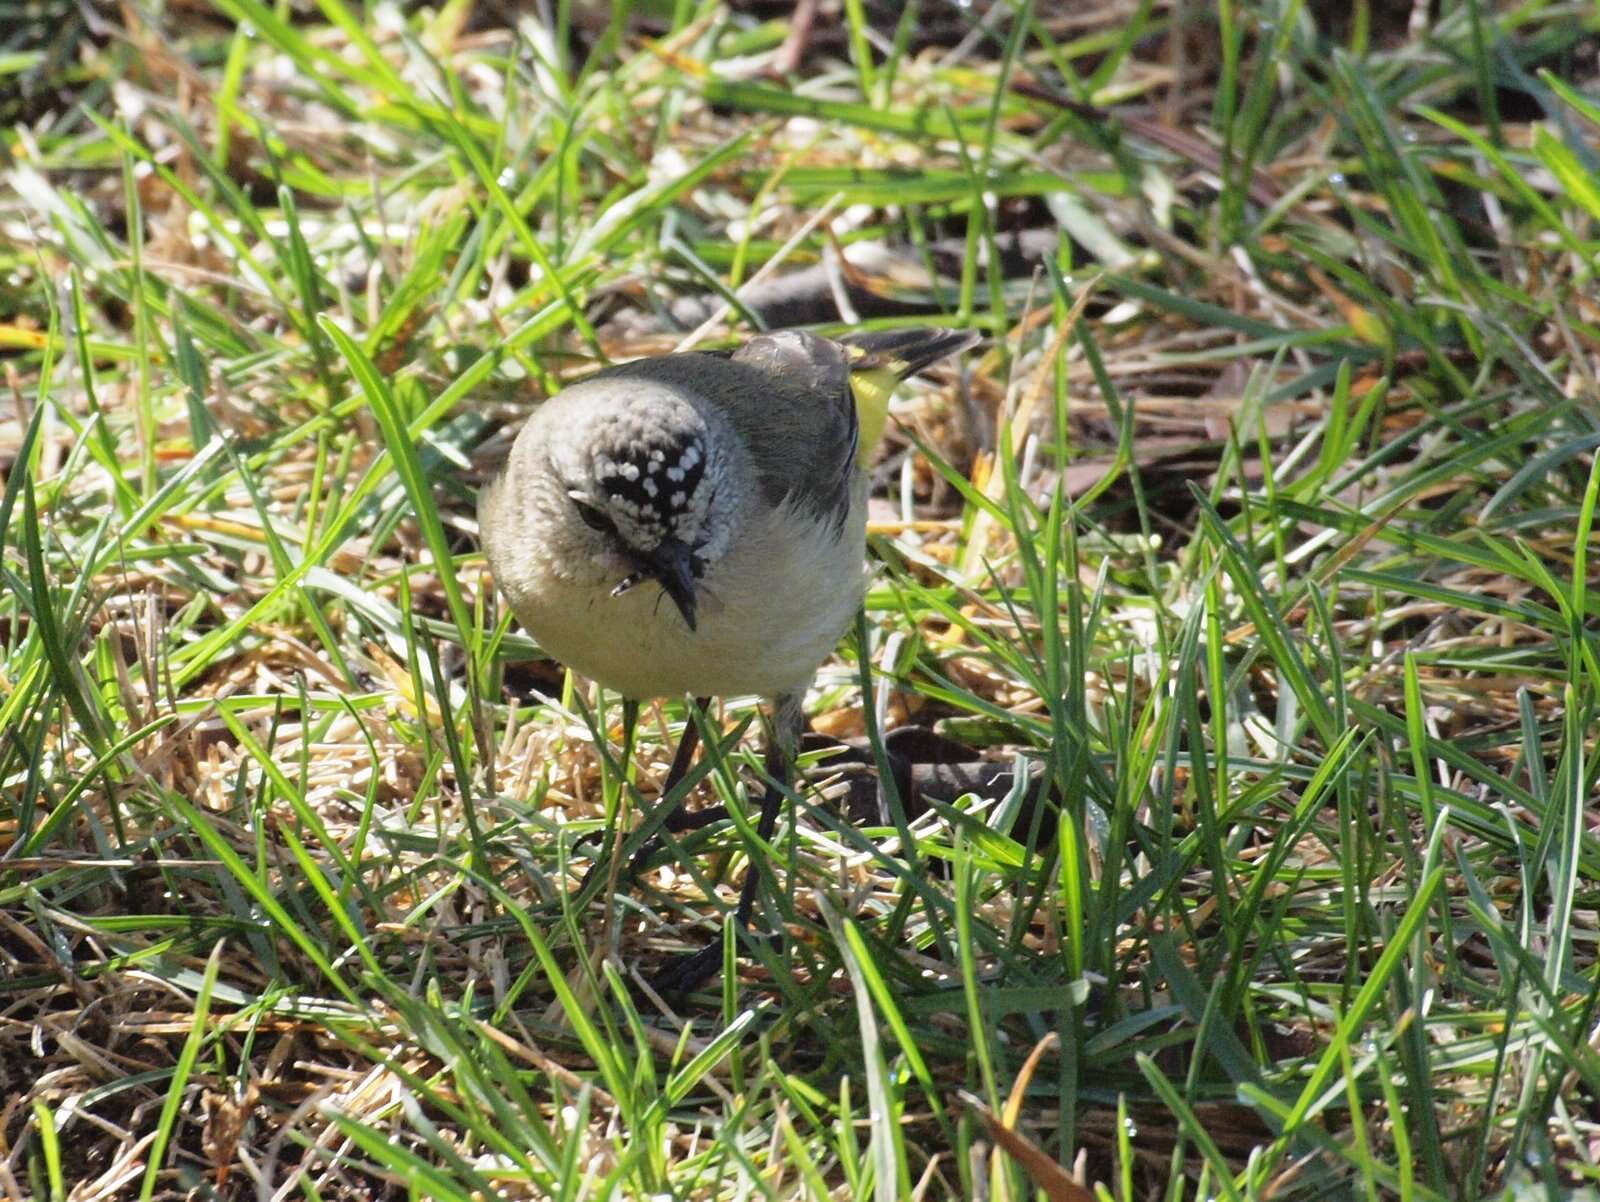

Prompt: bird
[{"left": 478, "top": 325, "right": 979, "bottom": 990}]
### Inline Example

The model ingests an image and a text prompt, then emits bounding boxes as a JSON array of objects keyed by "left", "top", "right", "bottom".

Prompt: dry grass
[{"left": 5, "top": 1, "right": 1600, "bottom": 1198}]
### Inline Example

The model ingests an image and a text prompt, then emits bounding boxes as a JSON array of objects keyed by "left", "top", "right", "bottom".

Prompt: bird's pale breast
[{"left": 503, "top": 486, "right": 868, "bottom": 701}]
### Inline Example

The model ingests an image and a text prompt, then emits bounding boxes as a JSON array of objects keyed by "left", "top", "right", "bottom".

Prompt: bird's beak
[{"left": 644, "top": 538, "right": 698, "bottom": 632}]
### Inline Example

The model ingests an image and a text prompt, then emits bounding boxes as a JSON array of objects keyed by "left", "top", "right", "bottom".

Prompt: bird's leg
[
  {"left": 622, "top": 697, "right": 723, "bottom": 876},
  {"left": 734, "top": 691, "right": 801, "bottom": 928},
  {"left": 657, "top": 697, "right": 711, "bottom": 830},
  {"left": 596, "top": 697, "right": 639, "bottom": 826},
  {"left": 595, "top": 697, "right": 641, "bottom": 903},
  {"left": 578, "top": 696, "right": 710, "bottom": 899},
  {"left": 650, "top": 691, "right": 802, "bottom": 994},
  {"left": 619, "top": 696, "right": 639, "bottom": 766}
]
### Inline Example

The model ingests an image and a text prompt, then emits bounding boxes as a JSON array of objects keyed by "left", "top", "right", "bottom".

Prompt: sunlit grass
[{"left": 3, "top": 2, "right": 1600, "bottom": 1198}]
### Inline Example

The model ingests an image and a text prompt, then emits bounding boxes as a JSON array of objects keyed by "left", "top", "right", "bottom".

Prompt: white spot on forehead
[{"left": 594, "top": 454, "right": 641, "bottom": 483}]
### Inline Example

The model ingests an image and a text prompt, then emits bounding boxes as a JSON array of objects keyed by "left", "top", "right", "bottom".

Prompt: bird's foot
[
  {"left": 623, "top": 804, "right": 730, "bottom": 874},
  {"left": 647, "top": 926, "right": 783, "bottom": 996}
]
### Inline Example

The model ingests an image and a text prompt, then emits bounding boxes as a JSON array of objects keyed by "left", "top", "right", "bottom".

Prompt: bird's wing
[
  {"left": 597, "top": 333, "right": 859, "bottom": 532},
  {"left": 729, "top": 331, "right": 858, "bottom": 532},
  {"left": 833, "top": 327, "right": 981, "bottom": 463}
]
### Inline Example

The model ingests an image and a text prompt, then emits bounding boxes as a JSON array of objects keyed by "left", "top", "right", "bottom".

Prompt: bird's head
[{"left": 540, "top": 386, "right": 738, "bottom": 632}]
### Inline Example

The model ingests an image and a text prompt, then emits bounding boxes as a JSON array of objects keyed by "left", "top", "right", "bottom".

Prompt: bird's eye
[{"left": 573, "top": 499, "right": 615, "bottom": 534}]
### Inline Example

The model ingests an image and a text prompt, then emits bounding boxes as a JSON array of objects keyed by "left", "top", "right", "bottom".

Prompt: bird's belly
[{"left": 511, "top": 498, "right": 867, "bottom": 700}]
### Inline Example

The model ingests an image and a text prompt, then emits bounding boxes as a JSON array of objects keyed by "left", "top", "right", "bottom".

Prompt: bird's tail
[
  {"left": 837, "top": 327, "right": 981, "bottom": 464},
  {"left": 838, "top": 327, "right": 982, "bottom": 380}
]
